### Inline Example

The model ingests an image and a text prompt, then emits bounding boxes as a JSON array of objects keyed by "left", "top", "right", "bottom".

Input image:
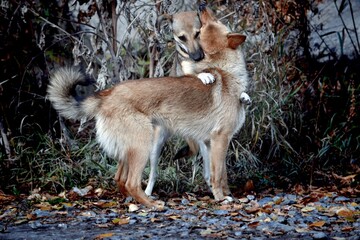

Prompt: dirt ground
[{"left": 1, "top": 188, "right": 359, "bottom": 239}]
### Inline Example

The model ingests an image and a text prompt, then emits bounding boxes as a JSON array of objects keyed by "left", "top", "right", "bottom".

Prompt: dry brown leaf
[
  {"left": 219, "top": 204, "right": 232, "bottom": 210},
  {"left": 245, "top": 201, "right": 260, "bottom": 214},
  {"left": 332, "top": 173, "right": 357, "bottom": 185},
  {"left": 34, "top": 203, "right": 52, "bottom": 211},
  {"left": 95, "top": 223, "right": 111, "bottom": 228},
  {"left": 0, "top": 193, "right": 16, "bottom": 203},
  {"left": 14, "top": 219, "right": 28, "bottom": 225},
  {"left": 167, "top": 215, "right": 181, "bottom": 220},
  {"left": 292, "top": 203, "right": 305, "bottom": 208},
  {"left": 248, "top": 221, "right": 260, "bottom": 228},
  {"left": 336, "top": 207, "right": 354, "bottom": 218},
  {"left": 261, "top": 206, "right": 273, "bottom": 214},
  {"left": 341, "top": 226, "right": 354, "bottom": 232},
  {"left": 293, "top": 184, "right": 306, "bottom": 195},
  {"left": 26, "top": 213, "right": 37, "bottom": 220},
  {"left": 300, "top": 195, "right": 319, "bottom": 205},
  {"left": 198, "top": 196, "right": 211, "bottom": 201},
  {"left": 93, "top": 201, "right": 117, "bottom": 209},
  {"left": 150, "top": 217, "right": 162, "bottom": 223},
  {"left": 308, "top": 221, "right": 326, "bottom": 228},
  {"left": 274, "top": 197, "right": 283, "bottom": 205},
  {"left": 244, "top": 179, "right": 255, "bottom": 192},
  {"left": 94, "top": 232, "right": 114, "bottom": 239}
]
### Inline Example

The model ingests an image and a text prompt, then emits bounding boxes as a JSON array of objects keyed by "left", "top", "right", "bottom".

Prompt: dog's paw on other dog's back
[
  {"left": 240, "top": 92, "right": 252, "bottom": 105},
  {"left": 197, "top": 72, "right": 215, "bottom": 85}
]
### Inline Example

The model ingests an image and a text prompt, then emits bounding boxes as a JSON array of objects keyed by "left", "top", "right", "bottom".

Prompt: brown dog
[
  {"left": 145, "top": 10, "right": 251, "bottom": 197},
  {"left": 145, "top": 11, "right": 211, "bottom": 196},
  {"left": 47, "top": 7, "right": 248, "bottom": 209}
]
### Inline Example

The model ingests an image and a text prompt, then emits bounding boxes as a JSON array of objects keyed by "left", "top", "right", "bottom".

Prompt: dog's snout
[{"left": 189, "top": 49, "right": 205, "bottom": 62}]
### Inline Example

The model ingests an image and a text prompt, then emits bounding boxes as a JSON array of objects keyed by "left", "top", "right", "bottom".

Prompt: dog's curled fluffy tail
[{"left": 47, "top": 67, "right": 98, "bottom": 120}]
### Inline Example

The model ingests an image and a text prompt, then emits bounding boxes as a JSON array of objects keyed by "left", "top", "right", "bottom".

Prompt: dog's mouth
[
  {"left": 176, "top": 42, "right": 204, "bottom": 62},
  {"left": 177, "top": 43, "right": 189, "bottom": 56}
]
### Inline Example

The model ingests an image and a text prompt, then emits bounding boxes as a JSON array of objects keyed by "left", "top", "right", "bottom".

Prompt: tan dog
[
  {"left": 145, "top": 10, "right": 251, "bottom": 196},
  {"left": 145, "top": 11, "right": 212, "bottom": 196},
  {"left": 47, "top": 7, "right": 248, "bottom": 209}
]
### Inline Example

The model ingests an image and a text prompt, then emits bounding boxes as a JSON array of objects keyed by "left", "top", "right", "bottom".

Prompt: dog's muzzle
[
  {"left": 176, "top": 40, "right": 205, "bottom": 62},
  {"left": 189, "top": 49, "right": 204, "bottom": 62}
]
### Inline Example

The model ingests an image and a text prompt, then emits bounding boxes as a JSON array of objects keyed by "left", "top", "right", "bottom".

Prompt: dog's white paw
[
  {"left": 220, "top": 196, "right": 234, "bottom": 205},
  {"left": 197, "top": 72, "right": 215, "bottom": 85},
  {"left": 240, "top": 92, "right": 252, "bottom": 105}
]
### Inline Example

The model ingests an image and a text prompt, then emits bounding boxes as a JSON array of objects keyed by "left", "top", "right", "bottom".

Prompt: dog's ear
[
  {"left": 199, "top": 7, "right": 216, "bottom": 25},
  {"left": 156, "top": 14, "right": 173, "bottom": 29},
  {"left": 227, "top": 33, "right": 246, "bottom": 49}
]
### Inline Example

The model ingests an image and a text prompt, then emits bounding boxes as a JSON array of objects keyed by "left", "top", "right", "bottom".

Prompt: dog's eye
[
  {"left": 194, "top": 31, "right": 200, "bottom": 39},
  {"left": 178, "top": 35, "right": 187, "bottom": 42}
]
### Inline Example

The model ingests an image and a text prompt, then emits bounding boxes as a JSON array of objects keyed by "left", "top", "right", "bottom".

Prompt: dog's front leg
[
  {"left": 209, "top": 132, "right": 231, "bottom": 200},
  {"left": 198, "top": 141, "right": 211, "bottom": 187},
  {"left": 145, "top": 126, "right": 170, "bottom": 196}
]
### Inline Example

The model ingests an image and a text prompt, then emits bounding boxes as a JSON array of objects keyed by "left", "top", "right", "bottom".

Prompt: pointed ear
[
  {"left": 157, "top": 14, "right": 172, "bottom": 29},
  {"left": 227, "top": 34, "right": 246, "bottom": 49},
  {"left": 199, "top": 7, "right": 216, "bottom": 25}
]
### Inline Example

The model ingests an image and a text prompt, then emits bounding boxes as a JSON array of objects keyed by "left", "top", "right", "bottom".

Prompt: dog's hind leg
[
  {"left": 114, "top": 159, "right": 129, "bottom": 196},
  {"left": 145, "top": 126, "right": 170, "bottom": 196},
  {"left": 125, "top": 143, "right": 164, "bottom": 209},
  {"left": 209, "top": 132, "right": 231, "bottom": 201}
]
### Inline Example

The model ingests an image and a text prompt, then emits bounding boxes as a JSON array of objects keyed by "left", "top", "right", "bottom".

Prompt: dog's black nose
[{"left": 189, "top": 50, "right": 205, "bottom": 62}]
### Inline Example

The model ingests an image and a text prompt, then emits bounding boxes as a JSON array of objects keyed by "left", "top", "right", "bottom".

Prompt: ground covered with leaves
[{"left": 1, "top": 184, "right": 359, "bottom": 240}]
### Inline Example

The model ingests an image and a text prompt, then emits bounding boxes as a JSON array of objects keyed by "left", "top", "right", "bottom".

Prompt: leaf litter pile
[{"left": 0, "top": 184, "right": 359, "bottom": 239}]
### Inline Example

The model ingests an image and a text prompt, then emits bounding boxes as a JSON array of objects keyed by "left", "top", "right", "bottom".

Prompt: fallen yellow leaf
[
  {"left": 112, "top": 217, "right": 130, "bottom": 225},
  {"left": 301, "top": 206, "right": 316, "bottom": 212},
  {"left": 33, "top": 203, "right": 50, "bottom": 208},
  {"left": 167, "top": 215, "right": 181, "bottom": 220},
  {"left": 336, "top": 207, "right": 354, "bottom": 218},
  {"left": 93, "top": 201, "right": 117, "bottom": 208},
  {"left": 150, "top": 217, "right": 161, "bottom": 223}
]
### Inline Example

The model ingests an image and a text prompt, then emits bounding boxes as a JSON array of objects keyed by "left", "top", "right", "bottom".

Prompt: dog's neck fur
[{"left": 170, "top": 52, "right": 186, "bottom": 76}]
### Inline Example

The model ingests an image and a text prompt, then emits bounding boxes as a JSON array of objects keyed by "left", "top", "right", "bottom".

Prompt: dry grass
[{"left": 0, "top": 1, "right": 358, "bottom": 195}]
